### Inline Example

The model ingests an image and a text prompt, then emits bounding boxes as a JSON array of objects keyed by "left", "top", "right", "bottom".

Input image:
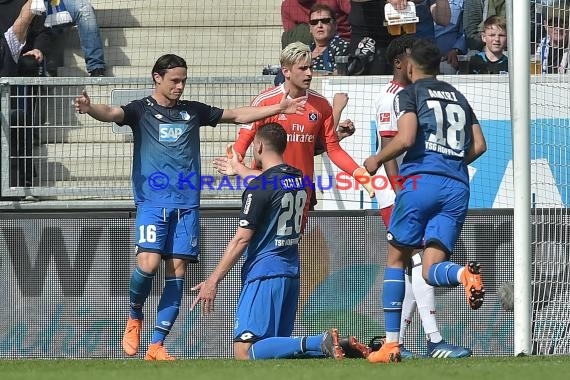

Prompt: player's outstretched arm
[
  {"left": 190, "top": 228, "right": 253, "bottom": 316},
  {"left": 220, "top": 91, "right": 306, "bottom": 124},
  {"left": 381, "top": 136, "right": 402, "bottom": 194},
  {"left": 364, "top": 112, "right": 417, "bottom": 174},
  {"left": 332, "top": 93, "right": 355, "bottom": 140},
  {"left": 74, "top": 90, "right": 124, "bottom": 123},
  {"left": 464, "top": 123, "right": 487, "bottom": 164},
  {"left": 213, "top": 144, "right": 261, "bottom": 182}
]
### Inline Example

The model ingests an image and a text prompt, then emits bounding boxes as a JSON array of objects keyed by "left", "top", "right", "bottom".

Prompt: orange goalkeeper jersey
[{"left": 233, "top": 84, "right": 359, "bottom": 181}]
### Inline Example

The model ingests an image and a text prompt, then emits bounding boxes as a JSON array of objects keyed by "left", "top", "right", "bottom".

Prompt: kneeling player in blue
[
  {"left": 364, "top": 39, "right": 488, "bottom": 363},
  {"left": 191, "top": 123, "right": 352, "bottom": 360},
  {"left": 74, "top": 55, "right": 306, "bottom": 360}
]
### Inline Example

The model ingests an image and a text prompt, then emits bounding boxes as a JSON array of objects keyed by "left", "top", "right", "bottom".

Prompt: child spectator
[
  {"left": 468, "top": 14, "right": 507, "bottom": 74},
  {"left": 463, "top": 0, "right": 506, "bottom": 51},
  {"left": 535, "top": 5, "right": 569, "bottom": 74}
]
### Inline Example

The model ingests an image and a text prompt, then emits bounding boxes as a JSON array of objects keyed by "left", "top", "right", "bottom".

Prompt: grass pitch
[{"left": 1, "top": 356, "right": 569, "bottom": 380}]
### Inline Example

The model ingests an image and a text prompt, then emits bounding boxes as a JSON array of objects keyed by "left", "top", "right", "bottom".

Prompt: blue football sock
[
  {"left": 427, "top": 261, "right": 462, "bottom": 287},
  {"left": 305, "top": 334, "right": 323, "bottom": 352},
  {"left": 151, "top": 277, "right": 184, "bottom": 344},
  {"left": 128, "top": 267, "right": 155, "bottom": 320},
  {"left": 383, "top": 267, "right": 406, "bottom": 340},
  {"left": 248, "top": 337, "right": 306, "bottom": 359}
]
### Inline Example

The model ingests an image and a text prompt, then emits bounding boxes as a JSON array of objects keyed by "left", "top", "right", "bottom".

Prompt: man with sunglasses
[{"left": 281, "top": 0, "right": 351, "bottom": 43}]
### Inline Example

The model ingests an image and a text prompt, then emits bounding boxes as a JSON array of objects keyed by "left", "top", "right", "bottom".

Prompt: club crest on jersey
[
  {"left": 159, "top": 123, "right": 187, "bottom": 142},
  {"left": 308, "top": 112, "right": 318, "bottom": 122},
  {"left": 179, "top": 111, "right": 191, "bottom": 121}
]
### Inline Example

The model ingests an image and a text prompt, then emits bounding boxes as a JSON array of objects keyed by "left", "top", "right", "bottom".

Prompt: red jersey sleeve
[
  {"left": 234, "top": 124, "right": 257, "bottom": 158},
  {"left": 319, "top": 101, "right": 359, "bottom": 175},
  {"left": 233, "top": 90, "right": 274, "bottom": 157}
]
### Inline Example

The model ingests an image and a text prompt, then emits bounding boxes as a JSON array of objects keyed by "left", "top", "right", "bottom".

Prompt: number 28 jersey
[
  {"left": 395, "top": 78, "right": 479, "bottom": 185},
  {"left": 238, "top": 164, "right": 307, "bottom": 284}
]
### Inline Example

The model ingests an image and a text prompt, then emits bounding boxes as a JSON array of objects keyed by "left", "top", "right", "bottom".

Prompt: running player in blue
[
  {"left": 73, "top": 54, "right": 306, "bottom": 360},
  {"left": 363, "top": 39, "right": 487, "bottom": 363},
  {"left": 191, "top": 122, "right": 344, "bottom": 360}
]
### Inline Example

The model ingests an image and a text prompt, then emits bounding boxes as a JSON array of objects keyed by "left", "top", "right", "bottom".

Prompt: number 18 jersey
[{"left": 395, "top": 77, "right": 479, "bottom": 185}]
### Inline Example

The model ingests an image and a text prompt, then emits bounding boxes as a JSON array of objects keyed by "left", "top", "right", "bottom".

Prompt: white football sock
[
  {"left": 411, "top": 258, "right": 442, "bottom": 343},
  {"left": 399, "top": 273, "right": 416, "bottom": 345}
]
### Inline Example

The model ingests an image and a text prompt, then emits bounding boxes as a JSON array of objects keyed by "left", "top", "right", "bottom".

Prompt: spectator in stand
[
  {"left": 435, "top": 0, "right": 466, "bottom": 74},
  {"left": 468, "top": 14, "right": 507, "bottom": 74},
  {"left": 463, "top": 0, "right": 506, "bottom": 52},
  {"left": 63, "top": 0, "right": 106, "bottom": 76},
  {"left": 535, "top": 5, "right": 569, "bottom": 74},
  {"left": 281, "top": 0, "right": 351, "bottom": 48},
  {"left": 412, "top": 0, "right": 451, "bottom": 41},
  {"left": 347, "top": 0, "right": 392, "bottom": 75},
  {"left": 1, "top": 1, "right": 53, "bottom": 77},
  {"left": 30, "top": 0, "right": 106, "bottom": 76},
  {"left": 309, "top": 3, "right": 350, "bottom": 74},
  {"left": 1, "top": 0, "right": 53, "bottom": 191}
]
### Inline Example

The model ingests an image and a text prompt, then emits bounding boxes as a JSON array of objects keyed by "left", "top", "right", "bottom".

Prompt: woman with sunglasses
[{"left": 308, "top": 3, "right": 350, "bottom": 75}]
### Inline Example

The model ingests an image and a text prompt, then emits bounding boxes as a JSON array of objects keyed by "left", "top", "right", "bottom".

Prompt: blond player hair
[{"left": 280, "top": 42, "right": 312, "bottom": 68}]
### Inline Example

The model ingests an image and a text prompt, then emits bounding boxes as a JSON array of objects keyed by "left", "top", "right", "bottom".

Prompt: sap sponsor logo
[
  {"left": 308, "top": 112, "right": 318, "bottom": 122},
  {"left": 239, "top": 219, "right": 249, "bottom": 227},
  {"left": 243, "top": 193, "right": 253, "bottom": 214},
  {"left": 159, "top": 124, "right": 186, "bottom": 142}
]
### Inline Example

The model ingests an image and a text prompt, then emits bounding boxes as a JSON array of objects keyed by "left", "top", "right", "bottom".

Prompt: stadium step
[
  {"left": 62, "top": 46, "right": 279, "bottom": 70},
  {"left": 57, "top": 64, "right": 272, "bottom": 78},
  {"left": 92, "top": 5, "right": 281, "bottom": 28},
  {"left": 62, "top": 26, "right": 282, "bottom": 49},
  {"left": 37, "top": 140, "right": 234, "bottom": 181}
]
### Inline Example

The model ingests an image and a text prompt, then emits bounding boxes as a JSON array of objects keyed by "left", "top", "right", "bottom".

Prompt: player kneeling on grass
[{"left": 191, "top": 122, "right": 369, "bottom": 360}]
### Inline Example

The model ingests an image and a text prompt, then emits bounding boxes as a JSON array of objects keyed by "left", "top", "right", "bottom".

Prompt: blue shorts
[
  {"left": 233, "top": 277, "right": 300, "bottom": 342},
  {"left": 134, "top": 206, "right": 200, "bottom": 261},
  {"left": 388, "top": 174, "right": 469, "bottom": 255}
]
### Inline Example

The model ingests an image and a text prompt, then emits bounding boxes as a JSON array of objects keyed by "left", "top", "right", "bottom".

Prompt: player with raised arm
[
  {"left": 192, "top": 123, "right": 345, "bottom": 360},
  {"left": 364, "top": 38, "right": 487, "bottom": 363},
  {"left": 217, "top": 42, "right": 375, "bottom": 231},
  {"left": 73, "top": 54, "right": 305, "bottom": 360},
  {"left": 373, "top": 34, "right": 471, "bottom": 359}
]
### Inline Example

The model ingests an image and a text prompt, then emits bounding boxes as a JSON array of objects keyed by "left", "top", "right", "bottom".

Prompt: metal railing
[{"left": 0, "top": 76, "right": 274, "bottom": 203}]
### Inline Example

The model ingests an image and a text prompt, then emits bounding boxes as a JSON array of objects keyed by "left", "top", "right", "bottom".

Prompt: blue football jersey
[
  {"left": 119, "top": 96, "right": 223, "bottom": 208},
  {"left": 238, "top": 164, "right": 308, "bottom": 284},
  {"left": 394, "top": 78, "right": 479, "bottom": 184}
]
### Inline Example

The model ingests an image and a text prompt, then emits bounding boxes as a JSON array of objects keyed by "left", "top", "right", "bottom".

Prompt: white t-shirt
[{"left": 372, "top": 80, "right": 406, "bottom": 209}]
